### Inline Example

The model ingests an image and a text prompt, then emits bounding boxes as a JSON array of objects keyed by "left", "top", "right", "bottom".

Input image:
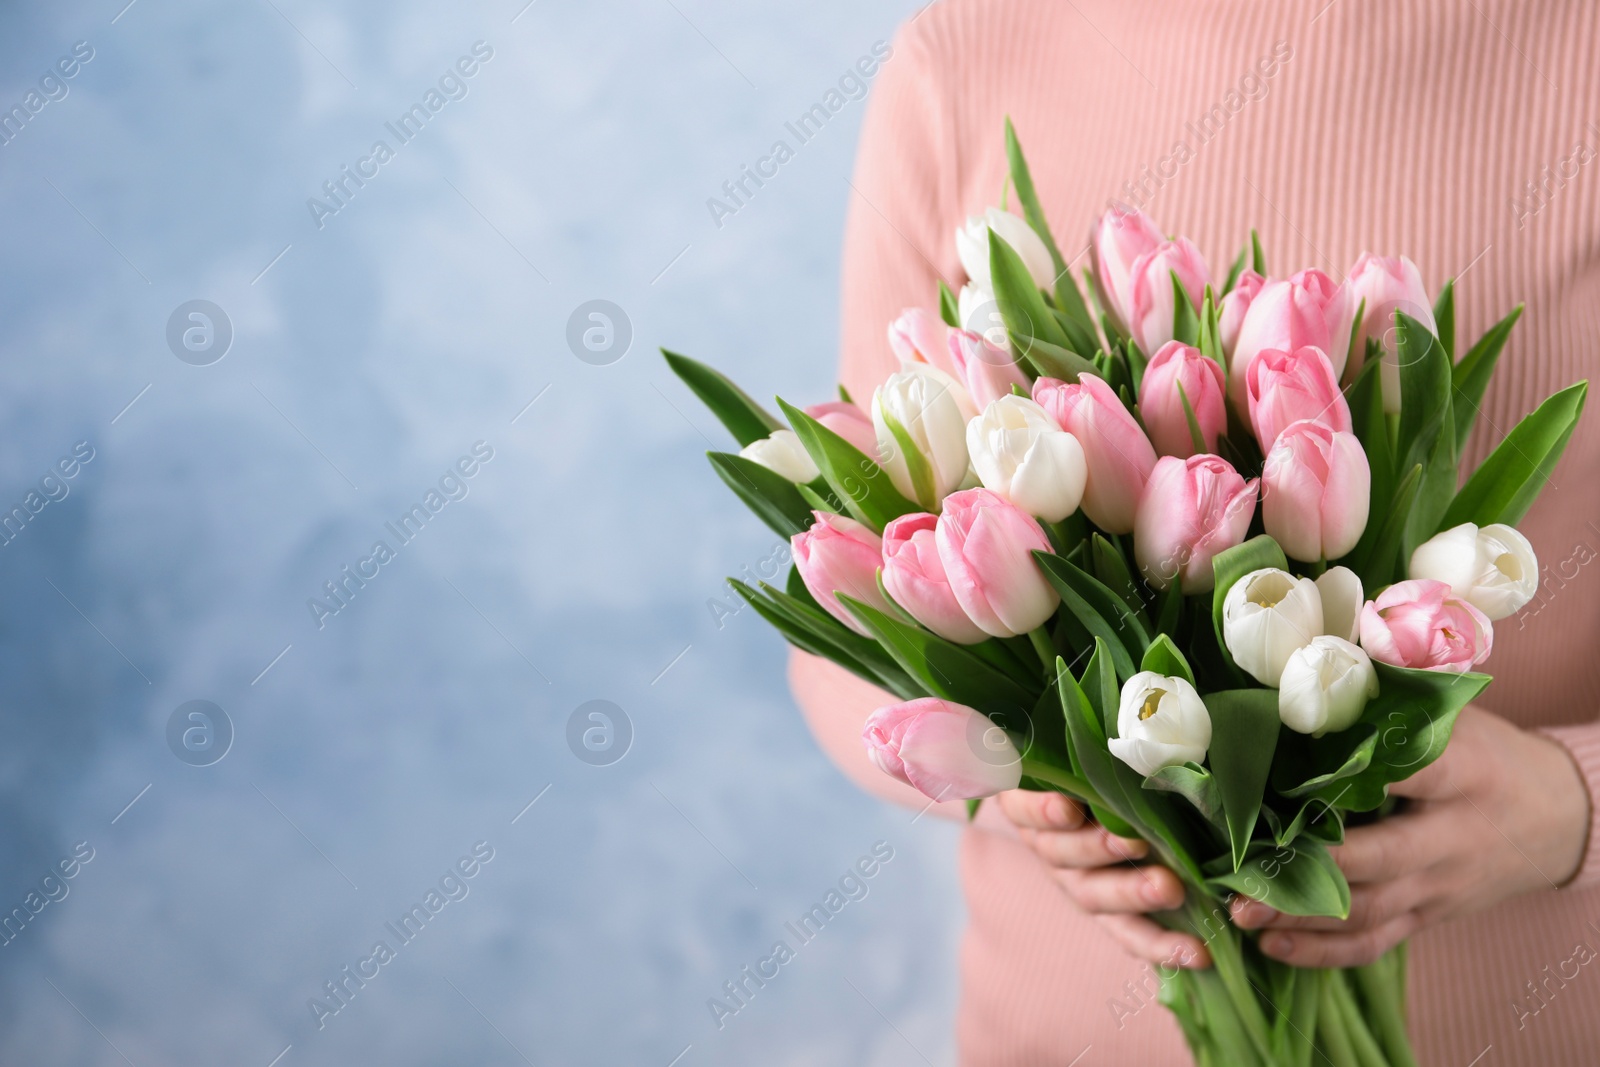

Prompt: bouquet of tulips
[{"left": 664, "top": 120, "right": 1587, "bottom": 1066}]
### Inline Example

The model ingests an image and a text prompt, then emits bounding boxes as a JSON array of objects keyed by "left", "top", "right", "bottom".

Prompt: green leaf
[
  {"left": 1403, "top": 429, "right": 1457, "bottom": 563},
  {"left": 1013, "top": 334, "right": 1099, "bottom": 384},
  {"left": 1451, "top": 304, "right": 1523, "bottom": 454},
  {"left": 1140, "top": 634, "right": 1194, "bottom": 686},
  {"left": 1145, "top": 763, "right": 1224, "bottom": 828},
  {"left": 879, "top": 406, "right": 936, "bottom": 511},
  {"left": 1394, "top": 312, "right": 1453, "bottom": 478},
  {"left": 1338, "top": 358, "right": 1395, "bottom": 574},
  {"left": 759, "top": 582, "right": 915, "bottom": 692},
  {"left": 1273, "top": 724, "right": 1379, "bottom": 800},
  {"left": 1223, "top": 244, "right": 1249, "bottom": 296},
  {"left": 1034, "top": 552, "right": 1149, "bottom": 680},
  {"left": 1196, "top": 290, "right": 1223, "bottom": 366},
  {"left": 991, "top": 229, "right": 1073, "bottom": 355},
  {"left": 1155, "top": 578, "right": 1182, "bottom": 639},
  {"left": 1090, "top": 534, "right": 1145, "bottom": 624},
  {"left": 938, "top": 279, "right": 961, "bottom": 329},
  {"left": 1440, "top": 380, "right": 1588, "bottom": 530},
  {"left": 1004, "top": 117, "right": 1095, "bottom": 336},
  {"left": 706, "top": 452, "right": 814, "bottom": 539},
  {"left": 728, "top": 580, "right": 917, "bottom": 699},
  {"left": 1204, "top": 688, "right": 1281, "bottom": 871},
  {"left": 662, "top": 349, "right": 784, "bottom": 447},
  {"left": 1356, "top": 462, "right": 1423, "bottom": 588},
  {"left": 1209, "top": 838, "right": 1350, "bottom": 918},
  {"left": 840, "top": 596, "right": 1043, "bottom": 718},
  {"left": 1250, "top": 229, "right": 1266, "bottom": 275},
  {"left": 1209, "top": 536, "right": 1289, "bottom": 672},
  {"left": 1433, "top": 278, "right": 1456, "bottom": 360},
  {"left": 1171, "top": 271, "right": 1199, "bottom": 346},
  {"left": 778, "top": 399, "right": 919, "bottom": 532},
  {"left": 1176, "top": 380, "right": 1207, "bottom": 455},
  {"left": 1071, "top": 644, "right": 1141, "bottom": 837}
]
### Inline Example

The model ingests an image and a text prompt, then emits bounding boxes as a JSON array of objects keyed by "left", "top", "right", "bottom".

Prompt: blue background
[{"left": 0, "top": 2, "right": 963, "bottom": 1064}]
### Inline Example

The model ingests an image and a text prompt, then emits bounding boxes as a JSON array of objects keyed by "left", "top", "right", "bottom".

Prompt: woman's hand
[
  {"left": 996, "top": 789, "right": 1212, "bottom": 969},
  {"left": 1231, "top": 705, "right": 1592, "bottom": 967}
]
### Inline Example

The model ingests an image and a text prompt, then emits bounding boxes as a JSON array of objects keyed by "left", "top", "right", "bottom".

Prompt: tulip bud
[
  {"left": 881, "top": 513, "right": 989, "bottom": 644},
  {"left": 1109, "top": 671, "right": 1212, "bottom": 776},
  {"left": 966, "top": 395, "right": 1087, "bottom": 523},
  {"left": 1133, "top": 454, "right": 1258, "bottom": 593},
  {"left": 1245, "top": 346, "right": 1351, "bottom": 449},
  {"left": 740, "top": 429, "right": 819, "bottom": 484},
  {"left": 1125, "top": 237, "right": 1210, "bottom": 356},
  {"left": 1315, "top": 566, "right": 1365, "bottom": 644},
  {"left": 958, "top": 284, "right": 1009, "bottom": 350},
  {"left": 888, "top": 307, "right": 957, "bottom": 378},
  {"left": 1228, "top": 269, "right": 1343, "bottom": 411},
  {"left": 1408, "top": 522, "right": 1538, "bottom": 621},
  {"left": 1092, "top": 206, "right": 1166, "bottom": 333},
  {"left": 805, "top": 400, "right": 879, "bottom": 458},
  {"left": 872, "top": 365, "right": 976, "bottom": 508},
  {"left": 1222, "top": 568, "right": 1325, "bottom": 686},
  {"left": 949, "top": 328, "right": 1031, "bottom": 411},
  {"left": 863, "top": 697, "right": 1023, "bottom": 800},
  {"left": 1261, "top": 420, "right": 1370, "bottom": 563},
  {"left": 1341, "top": 253, "right": 1436, "bottom": 411},
  {"left": 1032, "top": 374, "right": 1157, "bottom": 534},
  {"left": 935, "top": 488, "right": 1059, "bottom": 638},
  {"left": 1358, "top": 579, "right": 1493, "bottom": 673},
  {"left": 1218, "top": 269, "right": 1266, "bottom": 359},
  {"left": 1138, "top": 341, "right": 1227, "bottom": 457},
  {"left": 1278, "top": 636, "right": 1379, "bottom": 736},
  {"left": 956, "top": 208, "right": 1055, "bottom": 292},
  {"left": 791, "top": 511, "right": 891, "bottom": 635}
]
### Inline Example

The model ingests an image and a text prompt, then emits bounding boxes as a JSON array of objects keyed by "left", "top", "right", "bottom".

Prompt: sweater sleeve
[{"left": 1538, "top": 723, "right": 1600, "bottom": 890}]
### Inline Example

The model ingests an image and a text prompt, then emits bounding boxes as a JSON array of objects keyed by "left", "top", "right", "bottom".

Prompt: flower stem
[
  {"left": 1019, "top": 757, "right": 1101, "bottom": 808},
  {"left": 1352, "top": 954, "right": 1417, "bottom": 1067},
  {"left": 1027, "top": 626, "right": 1056, "bottom": 672}
]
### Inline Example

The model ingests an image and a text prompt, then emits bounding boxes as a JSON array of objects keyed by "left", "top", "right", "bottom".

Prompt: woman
[{"left": 791, "top": 0, "right": 1600, "bottom": 1062}]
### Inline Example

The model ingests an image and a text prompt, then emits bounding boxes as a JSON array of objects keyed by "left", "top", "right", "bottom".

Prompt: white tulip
[
  {"left": 1315, "top": 566, "right": 1364, "bottom": 643},
  {"left": 1109, "top": 671, "right": 1212, "bottom": 776},
  {"left": 956, "top": 208, "right": 1056, "bottom": 292},
  {"left": 959, "top": 284, "right": 1010, "bottom": 350},
  {"left": 1222, "top": 568, "right": 1324, "bottom": 687},
  {"left": 873, "top": 365, "right": 976, "bottom": 509},
  {"left": 1278, "top": 636, "right": 1379, "bottom": 736},
  {"left": 965, "top": 396, "right": 1087, "bottom": 522},
  {"left": 739, "top": 429, "right": 819, "bottom": 484},
  {"left": 1409, "top": 522, "right": 1539, "bottom": 621}
]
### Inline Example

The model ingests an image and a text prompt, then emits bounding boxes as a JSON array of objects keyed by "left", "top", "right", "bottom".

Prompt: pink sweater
[{"left": 790, "top": 0, "right": 1600, "bottom": 1062}]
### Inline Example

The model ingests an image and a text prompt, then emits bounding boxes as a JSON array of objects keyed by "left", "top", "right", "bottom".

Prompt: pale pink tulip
[
  {"left": 1138, "top": 341, "right": 1227, "bottom": 457},
  {"left": 935, "top": 488, "right": 1059, "bottom": 638},
  {"left": 1340, "top": 253, "right": 1437, "bottom": 410},
  {"left": 1092, "top": 205, "right": 1166, "bottom": 333},
  {"left": 1134, "top": 454, "right": 1258, "bottom": 592},
  {"left": 804, "top": 401, "right": 878, "bottom": 458},
  {"left": 1359, "top": 579, "right": 1493, "bottom": 673},
  {"left": 1228, "top": 269, "right": 1345, "bottom": 410},
  {"left": 948, "top": 328, "right": 1030, "bottom": 411},
  {"left": 791, "top": 511, "right": 890, "bottom": 635},
  {"left": 882, "top": 513, "right": 988, "bottom": 644},
  {"left": 1032, "top": 375, "right": 1157, "bottom": 534},
  {"left": 863, "top": 698, "right": 1023, "bottom": 800},
  {"left": 1245, "top": 345, "right": 1352, "bottom": 449},
  {"left": 1125, "top": 237, "right": 1210, "bottom": 356},
  {"left": 1219, "top": 268, "right": 1266, "bottom": 359},
  {"left": 1262, "top": 420, "right": 1370, "bottom": 562},
  {"left": 887, "top": 307, "right": 956, "bottom": 377}
]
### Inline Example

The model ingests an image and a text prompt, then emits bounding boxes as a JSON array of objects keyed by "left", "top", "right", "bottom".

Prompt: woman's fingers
[
  {"left": 1057, "top": 864, "right": 1186, "bottom": 913},
  {"left": 1258, "top": 911, "right": 1421, "bottom": 968},
  {"left": 1232, "top": 876, "right": 1431, "bottom": 933},
  {"left": 996, "top": 789, "right": 1084, "bottom": 832},
  {"left": 1029, "top": 826, "right": 1149, "bottom": 869},
  {"left": 1095, "top": 913, "right": 1212, "bottom": 969},
  {"left": 1329, "top": 812, "right": 1452, "bottom": 884}
]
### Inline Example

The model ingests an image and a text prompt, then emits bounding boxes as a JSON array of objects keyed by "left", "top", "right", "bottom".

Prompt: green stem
[
  {"left": 1352, "top": 953, "right": 1417, "bottom": 1067},
  {"left": 1189, "top": 966, "right": 1266, "bottom": 1067},
  {"left": 1027, "top": 626, "right": 1056, "bottom": 672},
  {"left": 1329, "top": 969, "right": 1389, "bottom": 1067},
  {"left": 1317, "top": 971, "right": 1361, "bottom": 1067},
  {"left": 1019, "top": 757, "right": 1101, "bottom": 808},
  {"left": 1183, "top": 899, "right": 1275, "bottom": 1064}
]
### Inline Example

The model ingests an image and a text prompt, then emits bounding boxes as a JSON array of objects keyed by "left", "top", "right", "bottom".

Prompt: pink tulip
[
  {"left": 1262, "top": 420, "right": 1370, "bottom": 562},
  {"left": 1138, "top": 341, "right": 1227, "bottom": 457},
  {"left": 1218, "top": 268, "right": 1266, "bottom": 358},
  {"left": 1340, "top": 253, "right": 1437, "bottom": 409},
  {"left": 887, "top": 307, "right": 957, "bottom": 378},
  {"left": 1134, "top": 454, "right": 1258, "bottom": 592},
  {"left": 1125, "top": 237, "right": 1210, "bottom": 356},
  {"left": 1245, "top": 345, "right": 1351, "bottom": 449},
  {"left": 935, "top": 488, "right": 1059, "bottom": 638},
  {"left": 1033, "top": 375, "right": 1157, "bottom": 534},
  {"left": 804, "top": 401, "right": 878, "bottom": 458},
  {"left": 1359, "top": 579, "right": 1493, "bottom": 673},
  {"left": 1092, "top": 205, "right": 1166, "bottom": 333},
  {"left": 948, "top": 328, "right": 1030, "bottom": 411},
  {"left": 863, "top": 698, "right": 1023, "bottom": 800},
  {"left": 791, "top": 511, "right": 890, "bottom": 635},
  {"left": 1228, "top": 268, "right": 1345, "bottom": 411},
  {"left": 882, "top": 513, "right": 989, "bottom": 644}
]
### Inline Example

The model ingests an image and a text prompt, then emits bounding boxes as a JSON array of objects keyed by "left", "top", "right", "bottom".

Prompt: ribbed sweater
[{"left": 789, "top": 1, "right": 1600, "bottom": 1062}]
